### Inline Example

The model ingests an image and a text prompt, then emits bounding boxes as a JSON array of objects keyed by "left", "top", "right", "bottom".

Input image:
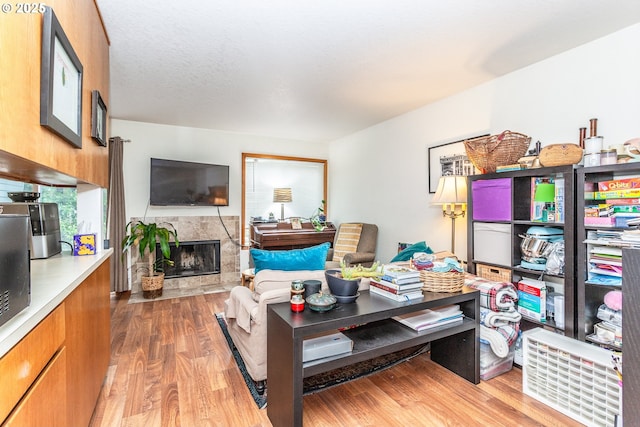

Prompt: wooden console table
[
  {"left": 266, "top": 287, "right": 480, "bottom": 427},
  {"left": 250, "top": 222, "right": 336, "bottom": 250}
]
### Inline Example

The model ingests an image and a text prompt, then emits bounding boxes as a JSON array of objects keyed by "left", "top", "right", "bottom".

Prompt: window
[
  {"left": 242, "top": 154, "right": 327, "bottom": 247},
  {"left": 0, "top": 179, "right": 77, "bottom": 244}
]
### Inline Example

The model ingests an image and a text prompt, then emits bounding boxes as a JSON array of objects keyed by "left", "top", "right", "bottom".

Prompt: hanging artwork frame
[
  {"left": 40, "top": 7, "right": 84, "bottom": 148},
  {"left": 91, "top": 90, "right": 107, "bottom": 146}
]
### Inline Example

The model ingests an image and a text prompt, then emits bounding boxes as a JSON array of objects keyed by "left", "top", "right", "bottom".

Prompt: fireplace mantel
[{"left": 129, "top": 216, "right": 240, "bottom": 294}]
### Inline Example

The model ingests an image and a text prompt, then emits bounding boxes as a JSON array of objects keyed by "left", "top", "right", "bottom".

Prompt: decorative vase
[{"left": 141, "top": 273, "right": 164, "bottom": 299}]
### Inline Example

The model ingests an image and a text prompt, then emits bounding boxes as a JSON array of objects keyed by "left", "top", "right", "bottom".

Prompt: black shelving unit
[
  {"left": 467, "top": 165, "right": 577, "bottom": 337},
  {"left": 576, "top": 161, "right": 640, "bottom": 344}
]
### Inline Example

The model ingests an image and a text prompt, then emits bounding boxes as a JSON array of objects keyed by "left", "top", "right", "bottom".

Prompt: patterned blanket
[
  {"left": 480, "top": 307, "right": 521, "bottom": 327},
  {"left": 465, "top": 274, "right": 519, "bottom": 312}
]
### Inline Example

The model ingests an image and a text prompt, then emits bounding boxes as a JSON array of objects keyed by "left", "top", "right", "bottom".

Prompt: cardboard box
[
  {"left": 302, "top": 332, "right": 353, "bottom": 363},
  {"left": 471, "top": 178, "right": 512, "bottom": 221},
  {"left": 518, "top": 278, "right": 546, "bottom": 322},
  {"left": 473, "top": 222, "right": 511, "bottom": 266},
  {"left": 73, "top": 233, "right": 96, "bottom": 256},
  {"left": 597, "top": 177, "right": 640, "bottom": 191}
]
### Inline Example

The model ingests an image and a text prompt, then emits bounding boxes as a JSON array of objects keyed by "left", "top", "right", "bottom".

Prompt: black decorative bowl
[
  {"left": 7, "top": 192, "right": 40, "bottom": 202},
  {"left": 325, "top": 269, "right": 360, "bottom": 296}
]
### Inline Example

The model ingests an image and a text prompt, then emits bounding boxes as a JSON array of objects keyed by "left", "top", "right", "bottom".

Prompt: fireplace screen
[{"left": 156, "top": 240, "right": 221, "bottom": 278}]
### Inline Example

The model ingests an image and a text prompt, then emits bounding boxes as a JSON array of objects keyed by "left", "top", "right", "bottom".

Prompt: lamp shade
[
  {"left": 273, "top": 187, "right": 292, "bottom": 203},
  {"left": 432, "top": 176, "right": 468, "bottom": 204}
]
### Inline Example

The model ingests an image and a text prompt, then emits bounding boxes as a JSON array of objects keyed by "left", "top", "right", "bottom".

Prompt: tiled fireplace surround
[{"left": 129, "top": 216, "right": 241, "bottom": 294}]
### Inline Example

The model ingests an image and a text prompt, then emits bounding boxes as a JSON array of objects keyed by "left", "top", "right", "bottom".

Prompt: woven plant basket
[
  {"left": 141, "top": 273, "right": 164, "bottom": 299},
  {"left": 463, "top": 130, "right": 531, "bottom": 173},
  {"left": 420, "top": 270, "right": 465, "bottom": 293}
]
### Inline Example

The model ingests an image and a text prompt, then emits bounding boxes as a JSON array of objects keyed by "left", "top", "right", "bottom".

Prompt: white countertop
[{"left": 0, "top": 249, "right": 113, "bottom": 358}]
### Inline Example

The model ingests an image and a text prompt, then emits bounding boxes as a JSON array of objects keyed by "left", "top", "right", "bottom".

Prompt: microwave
[{"left": 0, "top": 214, "right": 31, "bottom": 327}]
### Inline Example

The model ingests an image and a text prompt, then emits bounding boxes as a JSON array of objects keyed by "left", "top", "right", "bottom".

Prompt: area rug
[{"left": 215, "top": 313, "right": 429, "bottom": 409}]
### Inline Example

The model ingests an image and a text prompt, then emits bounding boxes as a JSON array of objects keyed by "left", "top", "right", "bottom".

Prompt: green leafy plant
[
  {"left": 311, "top": 199, "right": 326, "bottom": 231},
  {"left": 340, "top": 260, "right": 381, "bottom": 280},
  {"left": 121, "top": 220, "right": 179, "bottom": 277}
]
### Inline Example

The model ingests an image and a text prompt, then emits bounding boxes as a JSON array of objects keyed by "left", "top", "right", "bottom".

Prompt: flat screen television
[{"left": 150, "top": 158, "right": 230, "bottom": 206}]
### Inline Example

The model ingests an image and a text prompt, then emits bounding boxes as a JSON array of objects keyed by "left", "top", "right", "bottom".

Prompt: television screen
[{"left": 150, "top": 158, "right": 229, "bottom": 206}]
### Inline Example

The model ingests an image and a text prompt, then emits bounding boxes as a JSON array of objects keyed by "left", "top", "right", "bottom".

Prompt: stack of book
[
  {"left": 369, "top": 265, "right": 423, "bottom": 301},
  {"left": 392, "top": 305, "right": 463, "bottom": 331},
  {"left": 584, "top": 178, "right": 640, "bottom": 227}
]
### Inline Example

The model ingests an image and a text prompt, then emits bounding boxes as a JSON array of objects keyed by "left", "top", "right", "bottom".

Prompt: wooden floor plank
[{"left": 90, "top": 290, "right": 583, "bottom": 427}]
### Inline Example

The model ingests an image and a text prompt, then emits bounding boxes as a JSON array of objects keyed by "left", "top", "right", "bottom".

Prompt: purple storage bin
[{"left": 472, "top": 178, "right": 512, "bottom": 221}]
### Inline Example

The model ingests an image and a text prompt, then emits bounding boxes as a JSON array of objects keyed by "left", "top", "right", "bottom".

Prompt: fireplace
[{"left": 156, "top": 240, "right": 221, "bottom": 278}]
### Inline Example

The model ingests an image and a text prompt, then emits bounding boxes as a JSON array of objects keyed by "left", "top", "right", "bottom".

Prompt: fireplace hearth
[{"left": 156, "top": 240, "right": 221, "bottom": 278}]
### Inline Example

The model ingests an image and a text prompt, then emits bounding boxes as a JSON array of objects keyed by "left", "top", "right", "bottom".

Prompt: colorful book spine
[{"left": 594, "top": 189, "right": 640, "bottom": 199}]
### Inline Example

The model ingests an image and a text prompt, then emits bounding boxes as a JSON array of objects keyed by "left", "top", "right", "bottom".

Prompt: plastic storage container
[{"left": 480, "top": 341, "right": 515, "bottom": 380}]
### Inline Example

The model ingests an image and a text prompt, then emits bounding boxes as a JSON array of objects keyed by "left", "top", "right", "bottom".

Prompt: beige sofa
[{"left": 223, "top": 269, "right": 370, "bottom": 392}]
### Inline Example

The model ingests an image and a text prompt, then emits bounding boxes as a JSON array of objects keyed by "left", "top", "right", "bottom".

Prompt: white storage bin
[{"left": 473, "top": 222, "right": 511, "bottom": 266}]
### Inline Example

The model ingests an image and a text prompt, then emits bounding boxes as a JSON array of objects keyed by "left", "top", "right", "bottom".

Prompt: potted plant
[
  {"left": 311, "top": 200, "right": 326, "bottom": 231},
  {"left": 121, "top": 220, "right": 179, "bottom": 299}
]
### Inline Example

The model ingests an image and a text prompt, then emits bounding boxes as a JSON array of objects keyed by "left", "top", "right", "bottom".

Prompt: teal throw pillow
[
  {"left": 251, "top": 242, "right": 330, "bottom": 274},
  {"left": 390, "top": 241, "right": 433, "bottom": 263}
]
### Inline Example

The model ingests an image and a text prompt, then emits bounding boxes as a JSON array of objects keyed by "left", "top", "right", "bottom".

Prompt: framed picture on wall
[
  {"left": 91, "top": 90, "right": 107, "bottom": 146},
  {"left": 427, "top": 134, "right": 487, "bottom": 193},
  {"left": 40, "top": 6, "right": 84, "bottom": 148}
]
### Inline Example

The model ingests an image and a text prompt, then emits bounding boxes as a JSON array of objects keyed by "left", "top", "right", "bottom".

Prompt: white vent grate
[{"left": 523, "top": 328, "right": 620, "bottom": 427}]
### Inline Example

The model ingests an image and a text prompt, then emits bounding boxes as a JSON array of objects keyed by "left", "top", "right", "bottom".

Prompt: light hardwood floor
[{"left": 89, "top": 291, "right": 583, "bottom": 427}]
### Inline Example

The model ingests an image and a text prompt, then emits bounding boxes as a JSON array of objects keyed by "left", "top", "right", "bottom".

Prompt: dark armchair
[{"left": 325, "top": 223, "right": 378, "bottom": 268}]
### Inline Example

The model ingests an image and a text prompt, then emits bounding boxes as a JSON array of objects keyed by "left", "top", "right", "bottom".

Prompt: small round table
[{"left": 241, "top": 268, "right": 256, "bottom": 291}]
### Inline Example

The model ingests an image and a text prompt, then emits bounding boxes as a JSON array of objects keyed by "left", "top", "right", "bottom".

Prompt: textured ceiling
[{"left": 96, "top": 0, "right": 640, "bottom": 142}]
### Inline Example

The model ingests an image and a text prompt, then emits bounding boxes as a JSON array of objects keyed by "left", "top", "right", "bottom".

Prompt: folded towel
[
  {"left": 480, "top": 307, "right": 522, "bottom": 327},
  {"left": 465, "top": 274, "right": 519, "bottom": 312},
  {"left": 480, "top": 325, "right": 510, "bottom": 358},
  {"left": 431, "top": 258, "right": 464, "bottom": 273}
]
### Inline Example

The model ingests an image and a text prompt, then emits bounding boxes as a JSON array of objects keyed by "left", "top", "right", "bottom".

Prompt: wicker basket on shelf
[
  {"left": 463, "top": 130, "right": 531, "bottom": 173},
  {"left": 420, "top": 270, "right": 465, "bottom": 293}
]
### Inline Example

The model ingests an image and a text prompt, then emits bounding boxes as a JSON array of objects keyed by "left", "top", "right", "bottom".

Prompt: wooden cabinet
[
  {"left": 3, "top": 348, "right": 68, "bottom": 427},
  {"left": 65, "top": 259, "right": 111, "bottom": 427},
  {"left": 0, "top": 258, "right": 110, "bottom": 427},
  {"left": 0, "top": 0, "right": 109, "bottom": 187},
  {"left": 467, "top": 165, "right": 577, "bottom": 337},
  {"left": 250, "top": 222, "right": 336, "bottom": 250},
  {"left": 0, "top": 304, "right": 65, "bottom": 423}
]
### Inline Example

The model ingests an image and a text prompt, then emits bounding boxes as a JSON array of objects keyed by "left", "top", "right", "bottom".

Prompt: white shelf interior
[{"left": 523, "top": 328, "right": 620, "bottom": 427}]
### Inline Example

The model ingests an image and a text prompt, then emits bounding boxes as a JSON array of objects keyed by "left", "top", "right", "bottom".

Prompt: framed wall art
[
  {"left": 40, "top": 6, "right": 84, "bottom": 148},
  {"left": 91, "top": 90, "right": 107, "bottom": 146},
  {"left": 427, "top": 134, "right": 488, "bottom": 193}
]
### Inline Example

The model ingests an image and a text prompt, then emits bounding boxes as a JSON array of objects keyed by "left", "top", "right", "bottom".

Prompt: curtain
[{"left": 108, "top": 136, "right": 128, "bottom": 292}]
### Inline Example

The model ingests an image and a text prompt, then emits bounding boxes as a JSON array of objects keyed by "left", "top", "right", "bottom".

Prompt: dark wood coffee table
[{"left": 266, "top": 287, "right": 480, "bottom": 427}]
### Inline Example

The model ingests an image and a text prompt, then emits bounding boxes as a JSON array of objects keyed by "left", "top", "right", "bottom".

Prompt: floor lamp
[
  {"left": 273, "top": 187, "right": 292, "bottom": 222},
  {"left": 432, "top": 176, "right": 468, "bottom": 255}
]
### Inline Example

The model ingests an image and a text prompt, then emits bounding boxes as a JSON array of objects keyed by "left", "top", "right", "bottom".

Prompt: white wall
[
  {"left": 329, "top": 23, "right": 640, "bottom": 264},
  {"left": 114, "top": 23, "right": 640, "bottom": 267},
  {"left": 112, "top": 119, "right": 330, "bottom": 222}
]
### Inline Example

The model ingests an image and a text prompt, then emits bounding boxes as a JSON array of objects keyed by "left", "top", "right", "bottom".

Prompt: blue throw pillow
[
  {"left": 390, "top": 241, "right": 433, "bottom": 263},
  {"left": 251, "top": 242, "right": 330, "bottom": 274}
]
